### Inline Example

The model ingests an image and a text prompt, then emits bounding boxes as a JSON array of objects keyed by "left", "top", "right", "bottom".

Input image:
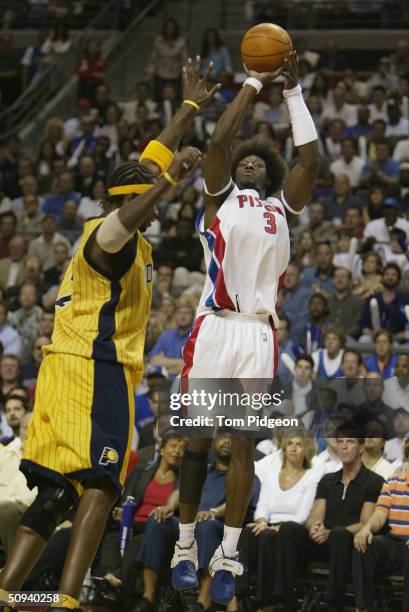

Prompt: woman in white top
[{"left": 238, "top": 435, "right": 318, "bottom": 608}]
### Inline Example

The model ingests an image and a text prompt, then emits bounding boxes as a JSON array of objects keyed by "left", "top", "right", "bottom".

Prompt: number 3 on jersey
[{"left": 263, "top": 210, "right": 277, "bottom": 235}]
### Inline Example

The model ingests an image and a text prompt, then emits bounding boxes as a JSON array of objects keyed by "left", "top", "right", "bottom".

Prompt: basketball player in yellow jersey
[{"left": 0, "top": 57, "right": 220, "bottom": 612}]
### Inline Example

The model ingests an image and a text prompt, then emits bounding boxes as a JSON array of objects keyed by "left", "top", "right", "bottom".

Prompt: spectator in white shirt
[
  {"left": 393, "top": 137, "right": 409, "bottom": 162},
  {"left": 0, "top": 302, "right": 22, "bottom": 357},
  {"left": 0, "top": 412, "right": 37, "bottom": 555},
  {"left": 363, "top": 198, "right": 409, "bottom": 243},
  {"left": 385, "top": 409, "right": 409, "bottom": 461},
  {"left": 382, "top": 355, "right": 409, "bottom": 410},
  {"left": 324, "top": 119, "right": 346, "bottom": 160},
  {"left": 312, "top": 416, "right": 343, "bottom": 476},
  {"left": 330, "top": 138, "right": 365, "bottom": 188},
  {"left": 238, "top": 435, "right": 318, "bottom": 606},
  {"left": 368, "top": 85, "right": 388, "bottom": 123},
  {"left": 362, "top": 419, "right": 395, "bottom": 480},
  {"left": 312, "top": 327, "right": 345, "bottom": 380},
  {"left": 77, "top": 178, "right": 104, "bottom": 221},
  {"left": 367, "top": 58, "right": 399, "bottom": 99},
  {"left": 322, "top": 83, "right": 358, "bottom": 128}
]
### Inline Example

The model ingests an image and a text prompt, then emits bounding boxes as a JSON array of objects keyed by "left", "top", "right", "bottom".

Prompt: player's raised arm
[
  {"left": 203, "top": 65, "right": 283, "bottom": 225},
  {"left": 280, "top": 52, "right": 319, "bottom": 213},
  {"left": 140, "top": 56, "right": 220, "bottom": 177}
]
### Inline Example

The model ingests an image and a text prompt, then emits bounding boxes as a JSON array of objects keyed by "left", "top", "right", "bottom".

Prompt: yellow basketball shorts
[{"left": 21, "top": 353, "right": 135, "bottom": 500}]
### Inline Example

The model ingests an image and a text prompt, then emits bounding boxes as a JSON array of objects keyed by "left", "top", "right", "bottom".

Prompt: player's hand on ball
[
  {"left": 169, "top": 146, "right": 202, "bottom": 181},
  {"left": 243, "top": 62, "right": 285, "bottom": 85},
  {"left": 281, "top": 51, "right": 299, "bottom": 90},
  {"left": 183, "top": 55, "right": 221, "bottom": 108}
]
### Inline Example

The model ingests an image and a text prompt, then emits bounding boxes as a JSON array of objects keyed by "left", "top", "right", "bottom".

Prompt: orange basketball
[{"left": 241, "top": 23, "right": 293, "bottom": 73}]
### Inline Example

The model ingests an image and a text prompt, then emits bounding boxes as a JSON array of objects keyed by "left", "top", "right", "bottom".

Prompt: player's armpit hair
[
  {"left": 101, "top": 161, "right": 155, "bottom": 212},
  {"left": 21, "top": 486, "right": 75, "bottom": 541},
  {"left": 96, "top": 209, "right": 133, "bottom": 253},
  {"left": 231, "top": 137, "right": 287, "bottom": 196}
]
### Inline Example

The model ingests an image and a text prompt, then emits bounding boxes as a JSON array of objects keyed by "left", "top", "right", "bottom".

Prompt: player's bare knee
[{"left": 21, "top": 486, "right": 75, "bottom": 541}]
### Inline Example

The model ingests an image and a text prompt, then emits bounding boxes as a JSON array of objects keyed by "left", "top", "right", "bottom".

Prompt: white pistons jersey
[{"left": 195, "top": 184, "right": 290, "bottom": 328}]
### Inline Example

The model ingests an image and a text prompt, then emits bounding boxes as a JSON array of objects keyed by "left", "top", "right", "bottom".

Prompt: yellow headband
[{"left": 108, "top": 184, "right": 154, "bottom": 196}]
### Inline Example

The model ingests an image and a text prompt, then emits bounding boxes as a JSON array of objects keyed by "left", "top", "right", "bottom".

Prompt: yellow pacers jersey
[{"left": 46, "top": 218, "right": 152, "bottom": 384}]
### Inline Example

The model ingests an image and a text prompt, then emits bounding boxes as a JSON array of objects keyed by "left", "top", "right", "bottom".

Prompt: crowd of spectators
[{"left": 0, "top": 12, "right": 409, "bottom": 612}]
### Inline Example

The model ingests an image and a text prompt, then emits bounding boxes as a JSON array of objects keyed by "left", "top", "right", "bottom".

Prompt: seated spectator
[
  {"left": 368, "top": 85, "right": 388, "bottom": 123},
  {"left": 148, "top": 301, "right": 194, "bottom": 377},
  {"left": 271, "top": 425, "right": 384, "bottom": 610},
  {"left": 393, "top": 135, "right": 409, "bottom": 163},
  {"left": 353, "top": 445, "right": 409, "bottom": 611},
  {"left": 357, "top": 373, "right": 394, "bottom": 436},
  {"left": 309, "top": 71, "right": 331, "bottom": 104},
  {"left": 157, "top": 294, "right": 176, "bottom": 331},
  {"left": 0, "top": 212, "right": 18, "bottom": 259},
  {"left": 329, "top": 138, "right": 365, "bottom": 189},
  {"left": 322, "top": 83, "right": 357, "bottom": 128},
  {"left": 99, "top": 103, "right": 123, "bottom": 146},
  {"left": 332, "top": 229, "right": 361, "bottom": 276},
  {"left": 281, "top": 263, "right": 312, "bottom": 336},
  {"left": 0, "top": 393, "right": 29, "bottom": 445},
  {"left": 327, "top": 267, "right": 363, "bottom": 338},
  {"left": 28, "top": 215, "right": 70, "bottom": 270},
  {"left": 0, "top": 235, "right": 27, "bottom": 291},
  {"left": 134, "top": 365, "right": 167, "bottom": 438},
  {"left": 360, "top": 264, "right": 409, "bottom": 342},
  {"left": 73, "top": 155, "right": 98, "bottom": 198},
  {"left": 344, "top": 205, "right": 364, "bottom": 239},
  {"left": 301, "top": 241, "right": 335, "bottom": 295},
  {"left": 42, "top": 172, "right": 80, "bottom": 224},
  {"left": 282, "top": 354, "right": 316, "bottom": 417},
  {"left": 135, "top": 435, "right": 259, "bottom": 612},
  {"left": 360, "top": 141, "right": 400, "bottom": 188},
  {"left": 0, "top": 412, "right": 36, "bottom": 557},
  {"left": 92, "top": 83, "right": 114, "bottom": 123},
  {"left": 8, "top": 283, "right": 43, "bottom": 361},
  {"left": 363, "top": 185, "right": 386, "bottom": 223},
  {"left": 253, "top": 85, "right": 289, "bottom": 131},
  {"left": 364, "top": 198, "right": 409, "bottom": 244},
  {"left": 67, "top": 116, "right": 98, "bottom": 161},
  {"left": 200, "top": 28, "right": 233, "bottom": 78},
  {"left": 341, "top": 68, "right": 367, "bottom": 104},
  {"left": 0, "top": 354, "right": 22, "bottom": 407},
  {"left": 382, "top": 354, "right": 409, "bottom": 409},
  {"left": 17, "top": 194, "right": 44, "bottom": 234},
  {"left": 361, "top": 419, "right": 395, "bottom": 479},
  {"left": 21, "top": 335, "right": 50, "bottom": 393},
  {"left": 77, "top": 178, "right": 104, "bottom": 221},
  {"left": 6, "top": 255, "right": 47, "bottom": 310},
  {"left": 76, "top": 38, "right": 106, "bottom": 102},
  {"left": 312, "top": 326, "right": 345, "bottom": 380},
  {"left": 294, "top": 293, "right": 329, "bottom": 353},
  {"left": 385, "top": 99, "right": 409, "bottom": 143},
  {"left": 154, "top": 214, "right": 203, "bottom": 272},
  {"left": 324, "top": 173, "right": 362, "bottom": 225},
  {"left": 329, "top": 349, "right": 366, "bottom": 407},
  {"left": 95, "top": 433, "right": 186, "bottom": 605},
  {"left": 346, "top": 105, "right": 372, "bottom": 138},
  {"left": 311, "top": 416, "right": 342, "bottom": 475},
  {"left": 0, "top": 302, "right": 22, "bottom": 357},
  {"left": 367, "top": 57, "right": 398, "bottom": 98},
  {"left": 138, "top": 389, "right": 159, "bottom": 450},
  {"left": 364, "top": 330, "right": 397, "bottom": 378},
  {"left": 57, "top": 200, "right": 82, "bottom": 242},
  {"left": 151, "top": 264, "right": 178, "bottom": 308},
  {"left": 238, "top": 435, "right": 318, "bottom": 609},
  {"left": 38, "top": 311, "right": 54, "bottom": 339},
  {"left": 11, "top": 175, "right": 45, "bottom": 216},
  {"left": 119, "top": 81, "right": 158, "bottom": 124},
  {"left": 324, "top": 118, "right": 347, "bottom": 160},
  {"left": 384, "top": 409, "right": 409, "bottom": 462},
  {"left": 293, "top": 229, "right": 317, "bottom": 269},
  {"left": 303, "top": 386, "right": 338, "bottom": 442},
  {"left": 43, "top": 242, "right": 69, "bottom": 290},
  {"left": 352, "top": 251, "right": 383, "bottom": 299},
  {"left": 276, "top": 316, "right": 302, "bottom": 382}
]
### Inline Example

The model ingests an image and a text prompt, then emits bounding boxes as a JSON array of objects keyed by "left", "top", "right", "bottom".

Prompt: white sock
[
  {"left": 179, "top": 521, "right": 196, "bottom": 543},
  {"left": 223, "top": 525, "right": 242, "bottom": 555}
]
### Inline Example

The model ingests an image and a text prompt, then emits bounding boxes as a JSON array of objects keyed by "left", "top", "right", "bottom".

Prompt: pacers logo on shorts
[{"left": 99, "top": 446, "right": 119, "bottom": 465}]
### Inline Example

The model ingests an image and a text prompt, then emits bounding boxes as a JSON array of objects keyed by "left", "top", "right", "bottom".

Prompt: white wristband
[
  {"left": 283, "top": 84, "right": 318, "bottom": 147},
  {"left": 243, "top": 77, "right": 263, "bottom": 94}
]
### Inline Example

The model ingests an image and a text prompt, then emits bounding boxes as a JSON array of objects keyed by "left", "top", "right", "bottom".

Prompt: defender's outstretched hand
[{"left": 183, "top": 55, "right": 221, "bottom": 108}]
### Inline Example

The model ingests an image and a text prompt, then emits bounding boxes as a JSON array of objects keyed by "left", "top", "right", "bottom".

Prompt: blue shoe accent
[
  {"left": 172, "top": 560, "right": 199, "bottom": 590},
  {"left": 209, "top": 569, "right": 236, "bottom": 605}
]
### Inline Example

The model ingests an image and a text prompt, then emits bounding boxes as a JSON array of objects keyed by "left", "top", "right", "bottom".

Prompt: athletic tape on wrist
[
  {"left": 283, "top": 84, "right": 318, "bottom": 147},
  {"left": 243, "top": 77, "right": 263, "bottom": 94}
]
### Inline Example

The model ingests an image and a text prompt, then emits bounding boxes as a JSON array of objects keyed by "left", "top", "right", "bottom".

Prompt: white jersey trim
[
  {"left": 280, "top": 190, "right": 305, "bottom": 215},
  {"left": 203, "top": 178, "right": 233, "bottom": 197}
]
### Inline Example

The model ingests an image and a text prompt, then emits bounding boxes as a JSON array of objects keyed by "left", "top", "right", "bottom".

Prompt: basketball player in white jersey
[{"left": 171, "top": 53, "right": 319, "bottom": 605}]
